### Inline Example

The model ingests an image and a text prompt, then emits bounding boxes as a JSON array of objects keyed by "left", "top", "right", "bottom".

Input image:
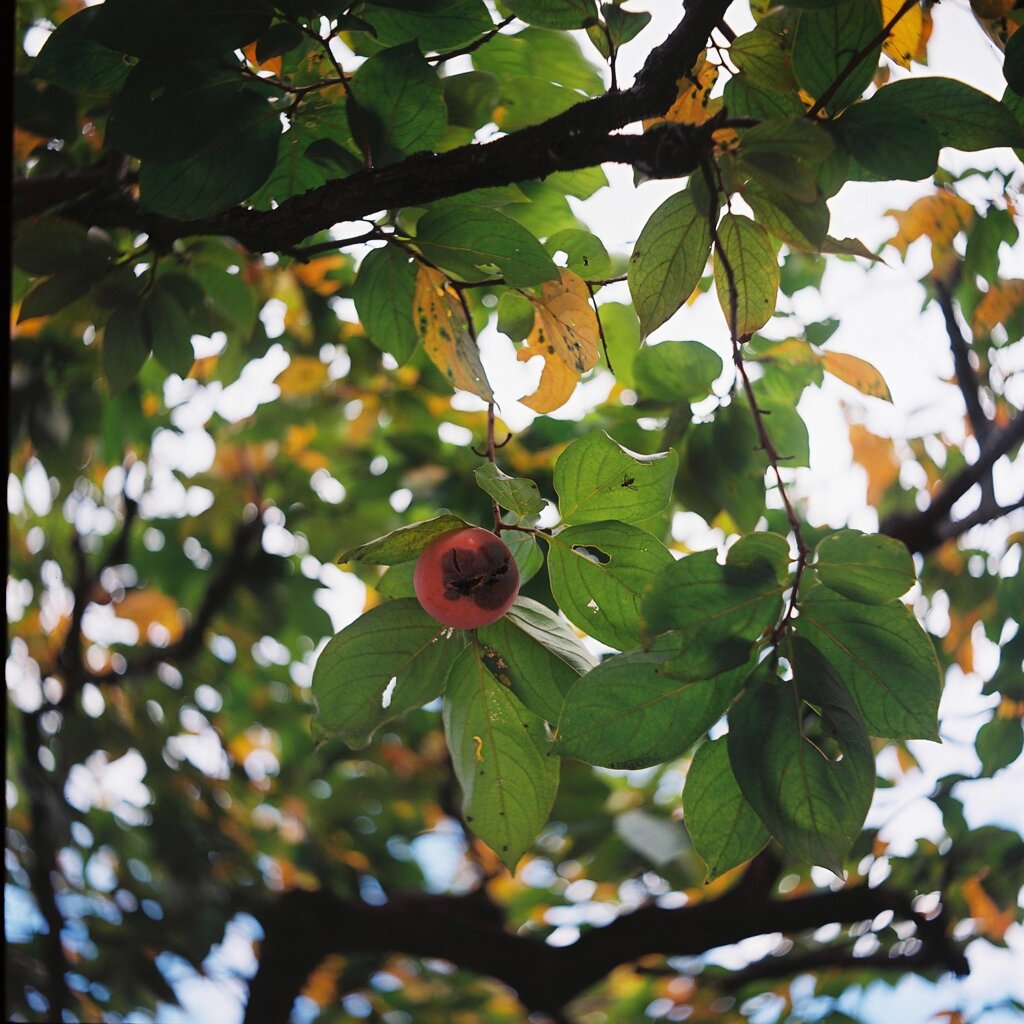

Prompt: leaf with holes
[
  {"left": 684, "top": 735, "right": 770, "bottom": 881},
  {"left": 553, "top": 636, "right": 752, "bottom": 769},
  {"left": 312, "top": 598, "right": 462, "bottom": 747},
  {"left": 444, "top": 642, "right": 560, "bottom": 869},
  {"left": 546, "top": 521, "right": 673, "bottom": 651},
  {"left": 554, "top": 430, "right": 678, "bottom": 526},
  {"left": 727, "top": 639, "right": 875, "bottom": 874},
  {"left": 517, "top": 269, "right": 600, "bottom": 413},
  {"left": 413, "top": 266, "right": 494, "bottom": 401}
]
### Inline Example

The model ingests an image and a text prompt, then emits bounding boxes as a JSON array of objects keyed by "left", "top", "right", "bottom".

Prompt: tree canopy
[{"left": 9, "top": 1, "right": 1024, "bottom": 1023}]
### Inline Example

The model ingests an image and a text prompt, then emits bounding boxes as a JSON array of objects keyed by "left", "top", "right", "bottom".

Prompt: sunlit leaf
[
  {"left": 713, "top": 214, "right": 780, "bottom": 335},
  {"left": 821, "top": 350, "right": 893, "bottom": 401}
]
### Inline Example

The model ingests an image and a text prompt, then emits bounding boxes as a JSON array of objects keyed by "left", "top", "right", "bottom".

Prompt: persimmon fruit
[{"left": 413, "top": 526, "right": 520, "bottom": 629}]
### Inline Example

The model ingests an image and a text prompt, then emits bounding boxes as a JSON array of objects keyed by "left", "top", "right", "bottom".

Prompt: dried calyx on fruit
[{"left": 413, "top": 526, "right": 520, "bottom": 629}]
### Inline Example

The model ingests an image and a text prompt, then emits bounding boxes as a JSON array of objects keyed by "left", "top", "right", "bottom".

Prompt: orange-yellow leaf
[
  {"left": 881, "top": 0, "right": 925, "bottom": 68},
  {"left": 14, "top": 127, "right": 48, "bottom": 161},
  {"left": 517, "top": 269, "right": 599, "bottom": 413},
  {"left": 242, "top": 42, "right": 282, "bottom": 78},
  {"left": 849, "top": 424, "right": 900, "bottom": 505},
  {"left": 292, "top": 254, "right": 347, "bottom": 297},
  {"left": 275, "top": 355, "right": 328, "bottom": 397},
  {"left": 301, "top": 954, "right": 346, "bottom": 1008},
  {"left": 756, "top": 338, "right": 822, "bottom": 367},
  {"left": 972, "top": 279, "right": 1024, "bottom": 338},
  {"left": 822, "top": 351, "right": 893, "bottom": 401},
  {"left": 963, "top": 874, "right": 1015, "bottom": 941},
  {"left": 115, "top": 589, "right": 184, "bottom": 642},
  {"left": 644, "top": 53, "right": 719, "bottom": 129},
  {"left": 413, "top": 266, "right": 494, "bottom": 401},
  {"left": 886, "top": 193, "right": 974, "bottom": 279}
]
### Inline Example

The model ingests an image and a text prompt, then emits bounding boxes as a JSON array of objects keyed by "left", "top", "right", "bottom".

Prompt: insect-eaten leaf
[
  {"left": 413, "top": 265, "right": 494, "bottom": 401},
  {"left": 517, "top": 269, "right": 599, "bottom": 413}
]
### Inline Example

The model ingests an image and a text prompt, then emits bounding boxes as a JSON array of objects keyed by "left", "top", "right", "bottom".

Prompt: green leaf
[
  {"left": 740, "top": 117, "right": 835, "bottom": 166},
  {"left": 796, "top": 583, "right": 942, "bottom": 740},
  {"left": 724, "top": 74, "right": 805, "bottom": 120},
  {"left": 545, "top": 228, "right": 613, "bottom": 279},
  {"left": 713, "top": 214, "right": 780, "bottom": 336},
  {"left": 474, "top": 463, "right": 545, "bottom": 518},
  {"left": 414, "top": 207, "right": 556, "bottom": 287},
  {"left": 103, "top": 304, "right": 150, "bottom": 394},
  {"left": 837, "top": 102, "right": 940, "bottom": 182},
  {"left": 350, "top": 43, "right": 447, "bottom": 162},
  {"left": 497, "top": 291, "right": 536, "bottom": 340},
  {"left": 726, "top": 531, "right": 792, "bottom": 583},
  {"left": 503, "top": 0, "right": 598, "bottom": 30},
  {"left": 144, "top": 287, "right": 195, "bottom": 377},
  {"left": 504, "top": 527, "right": 544, "bottom": 585},
  {"left": 1006, "top": 30, "right": 1024, "bottom": 95},
  {"left": 492, "top": 75, "right": 580, "bottom": 131},
  {"left": 976, "top": 718, "right": 1024, "bottom": 777},
  {"left": 744, "top": 179, "right": 831, "bottom": 251},
  {"left": 554, "top": 636, "right": 752, "bottom": 769},
  {"left": 32, "top": 8, "right": 130, "bottom": 96},
  {"left": 14, "top": 217, "right": 115, "bottom": 276},
  {"left": 792, "top": 0, "right": 883, "bottom": 114},
  {"left": 614, "top": 809, "right": 687, "bottom": 866},
  {"left": 255, "top": 22, "right": 306, "bottom": 62},
  {"left": 17, "top": 272, "right": 94, "bottom": 322},
  {"left": 628, "top": 187, "right": 712, "bottom": 338},
  {"left": 546, "top": 521, "right": 673, "bottom": 651},
  {"left": 473, "top": 26, "right": 604, "bottom": 94},
  {"left": 727, "top": 638, "right": 875, "bottom": 874},
  {"left": 351, "top": 245, "right": 420, "bottom": 364},
  {"left": 751, "top": 391, "right": 810, "bottom": 467},
  {"left": 554, "top": 430, "right": 678, "bottom": 526},
  {"left": 641, "top": 550, "right": 785, "bottom": 681},
  {"left": 89, "top": 0, "right": 272, "bottom": 60},
  {"left": 598, "top": 5, "right": 652, "bottom": 52},
  {"left": 848, "top": 78, "right": 1024, "bottom": 157},
  {"left": 684, "top": 736, "right": 770, "bottom": 881},
  {"left": 813, "top": 529, "right": 916, "bottom": 605},
  {"left": 633, "top": 339, "right": 723, "bottom": 404},
  {"left": 444, "top": 642, "right": 560, "bottom": 869},
  {"left": 340, "top": 514, "right": 469, "bottom": 564},
  {"left": 729, "top": 26, "right": 797, "bottom": 93},
  {"left": 311, "top": 598, "right": 460, "bottom": 747},
  {"left": 360, "top": 0, "right": 494, "bottom": 52},
  {"left": 478, "top": 596, "right": 597, "bottom": 723}
]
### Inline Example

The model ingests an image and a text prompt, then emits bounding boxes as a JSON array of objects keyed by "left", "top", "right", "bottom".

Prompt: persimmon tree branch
[
  {"left": 242, "top": 853, "right": 967, "bottom": 1022},
  {"left": 12, "top": 0, "right": 731, "bottom": 250},
  {"left": 881, "top": 407, "right": 1024, "bottom": 553}
]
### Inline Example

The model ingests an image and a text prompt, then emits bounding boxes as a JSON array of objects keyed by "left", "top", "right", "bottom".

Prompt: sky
[{"left": 9, "top": 2, "right": 1024, "bottom": 1022}]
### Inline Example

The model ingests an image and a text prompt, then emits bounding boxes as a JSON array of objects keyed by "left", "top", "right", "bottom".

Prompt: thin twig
[
  {"left": 587, "top": 282, "right": 614, "bottom": 374},
  {"left": 699, "top": 160, "right": 807, "bottom": 646},
  {"left": 806, "top": 0, "right": 918, "bottom": 118},
  {"left": 429, "top": 15, "right": 515, "bottom": 63}
]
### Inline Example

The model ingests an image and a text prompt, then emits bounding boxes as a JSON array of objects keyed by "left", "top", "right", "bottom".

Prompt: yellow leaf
[
  {"left": 886, "top": 193, "right": 974, "bottom": 279},
  {"left": 822, "top": 351, "right": 893, "bottom": 401},
  {"left": 849, "top": 424, "right": 900, "bottom": 505},
  {"left": 292, "top": 254, "right": 347, "bottom": 297},
  {"left": 881, "top": 0, "right": 924, "bottom": 68},
  {"left": 644, "top": 53, "right": 719, "bottom": 128},
  {"left": 972, "top": 279, "right": 1024, "bottom": 338},
  {"left": 13, "top": 127, "right": 48, "bottom": 161},
  {"left": 115, "top": 589, "right": 184, "bottom": 643},
  {"left": 275, "top": 355, "right": 327, "bottom": 397},
  {"left": 757, "top": 338, "right": 823, "bottom": 366},
  {"left": 963, "top": 874, "right": 1015, "bottom": 941},
  {"left": 242, "top": 42, "right": 282, "bottom": 77},
  {"left": 413, "top": 266, "right": 494, "bottom": 401},
  {"left": 516, "top": 269, "right": 599, "bottom": 413}
]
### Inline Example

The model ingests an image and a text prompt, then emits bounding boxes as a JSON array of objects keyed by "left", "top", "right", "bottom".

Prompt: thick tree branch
[
  {"left": 881, "top": 409, "right": 1024, "bottom": 553},
  {"left": 243, "top": 855, "right": 966, "bottom": 1021},
  {"left": 13, "top": 1, "right": 730, "bottom": 250}
]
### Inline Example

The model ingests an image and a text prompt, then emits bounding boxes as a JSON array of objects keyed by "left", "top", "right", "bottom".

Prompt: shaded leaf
[
  {"left": 633, "top": 340, "right": 723, "bottom": 404},
  {"left": 340, "top": 513, "right": 469, "bottom": 565},
  {"left": 103, "top": 305, "right": 150, "bottom": 394},
  {"left": 352, "top": 245, "right": 420, "bottom": 364},
  {"left": 444, "top": 642, "right": 560, "bottom": 869},
  {"left": 814, "top": 529, "right": 915, "bottom": 604},
  {"left": 474, "top": 463, "right": 545, "bottom": 518}
]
